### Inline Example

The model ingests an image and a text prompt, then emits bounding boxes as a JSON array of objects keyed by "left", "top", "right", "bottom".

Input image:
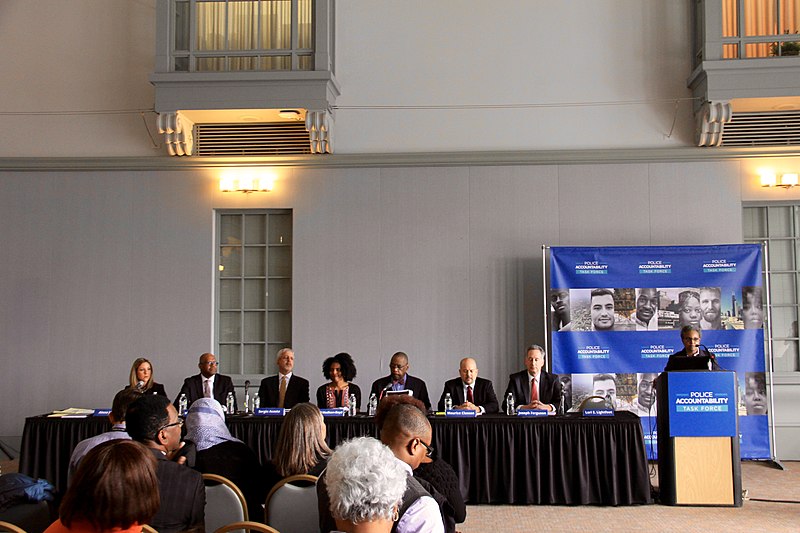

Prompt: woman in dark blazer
[{"left": 126, "top": 357, "right": 168, "bottom": 399}]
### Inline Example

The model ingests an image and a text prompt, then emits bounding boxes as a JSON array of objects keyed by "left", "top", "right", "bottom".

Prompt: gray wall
[{"left": 0, "top": 159, "right": 744, "bottom": 438}]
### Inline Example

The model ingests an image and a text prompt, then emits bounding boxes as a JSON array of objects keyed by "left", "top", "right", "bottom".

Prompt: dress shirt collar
[{"left": 279, "top": 371, "right": 293, "bottom": 380}]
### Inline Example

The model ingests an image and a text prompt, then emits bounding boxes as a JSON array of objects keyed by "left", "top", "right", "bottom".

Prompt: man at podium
[{"left": 664, "top": 325, "right": 721, "bottom": 371}]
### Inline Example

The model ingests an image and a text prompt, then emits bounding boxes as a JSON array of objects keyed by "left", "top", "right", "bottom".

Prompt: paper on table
[{"left": 48, "top": 408, "right": 95, "bottom": 418}]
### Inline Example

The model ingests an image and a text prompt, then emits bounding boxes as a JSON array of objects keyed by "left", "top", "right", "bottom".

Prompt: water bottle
[
  {"left": 244, "top": 391, "right": 251, "bottom": 414},
  {"left": 178, "top": 393, "right": 188, "bottom": 417},
  {"left": 444, "top": 392, "right": 453, "bottom": 411},
  {"left": 252, "top": 393, "right": 260, "bottom": 411},
  {"left": 368, "top": 393, "right": 377, "bottom": 416},
  {"left": 506, "top": 392, "right": 515, "bottom": 416},
  {"left": 348, "top": 393, "right": 357, "bottom": 416},
  {"left": 226, "top": 392, "right": 235, "bottom": 414}
]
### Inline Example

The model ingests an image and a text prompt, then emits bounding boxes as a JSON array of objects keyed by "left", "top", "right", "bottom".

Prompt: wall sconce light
[
  {"left": 219, "top": 170, "right": 275, "bottom": 193},
  {"left": 760, "top": 171, "right": 799, "bottom": 189}
]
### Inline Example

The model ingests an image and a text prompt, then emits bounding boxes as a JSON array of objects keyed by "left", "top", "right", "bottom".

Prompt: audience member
[
  {"left": 185, "top": 398, "right": 266, "bottom": 516},
  {"left": 126, "top": 395, "right": 205, "bottom": 533},
  {"left": 502, "top": 345, "right": 562, "bottom": 413},
  {"left": 375, "top": 395, "right": 464, "bottom": 530},
  {"left": 126, "top": 357, "right": 168, "bottom": 398},
  {"left": 174, "top": 352, "right": 237, "bottom": 412},
  {"left": 437, "top": 358, "right": 499, "bottom": 414},
  {"left": 320, "top": 403, "right": 444, "bottom": 533},
  {"left": 316, "top": 352, "right": 361, "bottom": 410},
  {"left": 68, "top": 388, "right": 141, "bottom": 482},
  {"left": 45, "top": 440, "right": 159, "bottom": 533},
  {"left": 370, "top": 351, "right": 432, "bottom": 410},
  {"left": 264, "top": 403, "right": 332, "bottom": 494},
  {"left": 325, "top": 437, "right": 407, "bottom": 533},
  {"left": 257, "top": 348, "right": 310, "bottom": 408}
]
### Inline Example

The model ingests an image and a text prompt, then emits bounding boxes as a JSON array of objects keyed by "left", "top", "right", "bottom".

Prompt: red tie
[
  {"left": 530, "top": 377, "right": 538, "bottom": 403},
  {"left": 467, "top": 386, "right": 474, "bottom": 403}
]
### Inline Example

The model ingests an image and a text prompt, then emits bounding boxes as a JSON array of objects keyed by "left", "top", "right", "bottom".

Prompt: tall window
[
  {"left": 720, "top": 0, "right": 800, "bottom": 58},
  {"left": 743, "top": 205, "right": 799, "bottom": 372},
  {"left": 172, "top": 0, "right": 314, "bottom": 72},
  {"left": 216, "top": 209, "right": 292, "bottom": 377}
]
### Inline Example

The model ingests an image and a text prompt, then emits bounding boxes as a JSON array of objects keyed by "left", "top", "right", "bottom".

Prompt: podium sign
[{"left": 657, "top": 371, "right": 742, "bottom": 507}]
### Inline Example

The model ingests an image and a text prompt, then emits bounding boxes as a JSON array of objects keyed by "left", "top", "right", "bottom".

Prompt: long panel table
[{"left": 20, "top": 411, "right": 651, "bottom": 506}]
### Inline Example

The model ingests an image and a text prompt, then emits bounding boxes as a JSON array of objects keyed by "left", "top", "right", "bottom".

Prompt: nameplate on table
[
  {"left": 319, "top": 408, "right": 347, "bottom": 417},
  {"left": 92, "top": 409, "right": 111, "bottom": 417},
  {"left": 517, "top": 409, "right": 549, "bottom": 417},
  {"left": 445, "top": 409, "right": 477, "bottom": 418},
  {"left": 582, "top": 408, "right": 614, "bottom": 417},
  {"left": 254, "top": 408, "right": 285, "bottom": 417}
]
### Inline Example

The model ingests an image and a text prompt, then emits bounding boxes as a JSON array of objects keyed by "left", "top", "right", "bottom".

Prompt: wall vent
[
  {"left": 194, "top": 122, "right": 311, "bottom": 156},
  {"left": 722, "top": 111, "right": 800, "bottom": 147}
]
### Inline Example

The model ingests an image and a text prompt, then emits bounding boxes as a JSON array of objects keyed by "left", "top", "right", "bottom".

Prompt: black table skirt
[{"left": 20, "top": 412, "right": 651, "bottom": 506}]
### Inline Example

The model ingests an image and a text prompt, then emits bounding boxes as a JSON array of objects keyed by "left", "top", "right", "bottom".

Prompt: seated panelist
[
  {"left": 369, "top": 351, "right": 431, "bottom": 410},
  {"left": 502, "top": 345, "right": 562, "bottom": 413},
  {"left": 257, "top": 348, "right": 310, "bottom": 408},
  {"left": 437, "top": 357, "right": 499, "bottom": 414}
]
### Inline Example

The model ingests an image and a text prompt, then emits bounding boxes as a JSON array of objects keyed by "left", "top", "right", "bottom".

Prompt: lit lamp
[
  {"left": 219, "top": 170, "right": 275, "bottom": 193},
  {"left": 760, "top": 172, "right": 799, "bottom": 189}
]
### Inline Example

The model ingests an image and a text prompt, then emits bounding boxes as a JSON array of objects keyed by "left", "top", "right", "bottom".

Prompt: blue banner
[{"left": 550, "top": 244, "right": 769, "bottom": 459}]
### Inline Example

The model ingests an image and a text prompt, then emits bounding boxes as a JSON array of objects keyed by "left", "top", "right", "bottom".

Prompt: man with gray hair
[
  {"left": 503, "top": 345, "right": 562, "bottom": 412},
  {"left": 257, "top": 348, "right": 310, "bottom": 408}
]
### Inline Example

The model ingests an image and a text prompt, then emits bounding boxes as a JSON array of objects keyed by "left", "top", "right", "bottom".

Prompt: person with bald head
[
  {"left": 174, "top": 352, "right": 237, "bottom": 412},
  {"left": 437, "top": 358, "right": 499, "bottom": 414},
  {"left": 370, "top": 351, "right": 432, "bottom": 410}
]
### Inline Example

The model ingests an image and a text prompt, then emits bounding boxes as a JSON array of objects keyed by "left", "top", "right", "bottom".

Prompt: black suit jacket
[
  {"left": 437, "top": 377, "right": 499, "bottom": 413},
  {"left": 125, "top": 382, "right": 168, "bottom": 401},
  {"left": 174, "top": 374, "right": 237, "bottom": 412},
  {"left": 257, "top": 374, "right": 310, "bottom": 408},
  {"left": 502, "top": 370, "right": 562, "bottom": 410},
  {"left": 370, "top": 374, "right": 432, "bottom": 410},
  {"left": 149, "top": 449, "right": 205, "bottom": 533},
  {"left": 664, "top": 348, "right": 722, "bottom": 371}
]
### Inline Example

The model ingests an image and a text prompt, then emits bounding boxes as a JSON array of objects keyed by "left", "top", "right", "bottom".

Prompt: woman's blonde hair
[{"left": 129, "top": 357, "right": 154, "bottom": 391}]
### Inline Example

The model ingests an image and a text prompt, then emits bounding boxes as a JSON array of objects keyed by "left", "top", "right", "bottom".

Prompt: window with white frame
[
  {"left": 216, "top": 209, "right": 292, "bottom": 377},
  {"left": 172, "top": 0, "right": 314, "bottom": 72},
  {"left": 743, "top": 205, "right": 799, "bottom": 372},
  {"left": 716, "top": 0, "right": 800, "bottom": 59}
]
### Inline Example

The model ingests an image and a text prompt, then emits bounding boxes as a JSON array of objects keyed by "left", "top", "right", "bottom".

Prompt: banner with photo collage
[{"left": 549, "top": 244, "right": 769, "bottom": 460}]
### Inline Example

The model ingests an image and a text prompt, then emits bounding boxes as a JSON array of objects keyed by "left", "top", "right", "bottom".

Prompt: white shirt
[{"left": 394, "top": 458, "right": 445, "bottom": 533}]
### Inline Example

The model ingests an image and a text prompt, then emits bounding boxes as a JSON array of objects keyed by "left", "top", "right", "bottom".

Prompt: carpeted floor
[{"left": 458, "top": 461, "right": 800, "bottom": 532}]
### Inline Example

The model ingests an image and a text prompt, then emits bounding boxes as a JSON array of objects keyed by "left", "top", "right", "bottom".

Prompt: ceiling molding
[{"left": 1, "top": 146, "right": 799, "bottom": 172}]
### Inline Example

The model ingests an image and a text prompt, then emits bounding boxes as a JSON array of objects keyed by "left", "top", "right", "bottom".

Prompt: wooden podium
[{"left": 656, "top": 371, "right": 742, "bottom": 506}]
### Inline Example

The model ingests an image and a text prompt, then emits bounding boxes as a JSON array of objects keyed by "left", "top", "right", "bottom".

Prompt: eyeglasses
[
  {"left": 157, "top": 419, "right": 183, "bottom": 434},
  {"left": 389, "top": 364, "right": 407, "bottom": 370},
  {"left": 418, "top": 439, "right": 434, "bottom": 458},
  {"left": 200, "top": 361, "right": 219, "bottom": 366}
]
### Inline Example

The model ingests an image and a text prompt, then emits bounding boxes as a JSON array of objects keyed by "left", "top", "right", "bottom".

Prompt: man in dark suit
[
  {"left": 126, "top": 395, "right": 205, "bottom": 533},
  {"left": 664, "top": 325, "right": 721, "bottom": 371},
  {"left": 174, "top": 352, "right": 237, "bottom": 412},
  {"left": 257, "top": 348, "right": 310, "bottom": 408},
  {"left": 502, "top": 345, "right": 562, "bottom": 413},
  {"left": 437, "top": 357, "right": 499, "bottom": 414},
  {"left": 370, "top": 351, "right": 432, "bottom": 410}
]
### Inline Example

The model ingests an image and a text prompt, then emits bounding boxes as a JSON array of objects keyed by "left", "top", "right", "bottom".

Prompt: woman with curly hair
[{"left": 316, "top": 352, "right": 361, "bottom": 410}]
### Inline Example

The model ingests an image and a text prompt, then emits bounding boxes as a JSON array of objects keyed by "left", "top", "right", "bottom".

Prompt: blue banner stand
[{"left": 656, "top": 371, "right": 742, "bottom": 507}]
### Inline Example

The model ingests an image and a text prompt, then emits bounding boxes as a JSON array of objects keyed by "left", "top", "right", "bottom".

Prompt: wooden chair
[
  {"left": 0, "top": 521, "right": 26, "bottom": 533},
  {"left": 214, "top": 521, "right": 279, "bottom": 533},
  {"left": 203, "top": 473, "right": 248, "bottom": 533},
  {"left": 264, "top": 474, "right": 318, "bottom": 532},
  {"left": 141, "top": 525, "right": 158, "bottom": 533}
]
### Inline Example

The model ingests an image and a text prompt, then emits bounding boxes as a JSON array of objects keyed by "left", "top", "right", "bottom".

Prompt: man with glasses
[
  {"left": 126, "top": 395, "right": 205, "bottom": 533},
  {"left": 174, "top": 352, "right": 237, "bottom": 412},
  {"left": 370, "top": 351, "right": 432, "bottom": 410}
]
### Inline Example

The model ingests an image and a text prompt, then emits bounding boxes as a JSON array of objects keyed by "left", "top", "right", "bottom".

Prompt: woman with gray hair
[{"left": 326, "top": 436, "right": 407, "bottom": 533}]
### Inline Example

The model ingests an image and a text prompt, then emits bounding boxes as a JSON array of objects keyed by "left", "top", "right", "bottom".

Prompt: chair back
[
  {"left": 203, "top": 473, "right": 248, "bottom": 533},
  {"left": 0, "top": 521, "right": 26, "bottom": 533},
  {"left": 141, "top": 525, "right": 158, "bottom": 533},
  {"left": 264, "top": 474, "right": 318, "bottom": 533},
  {"left": 214, "top": 521, "right": 278, "bottom": 533}
]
